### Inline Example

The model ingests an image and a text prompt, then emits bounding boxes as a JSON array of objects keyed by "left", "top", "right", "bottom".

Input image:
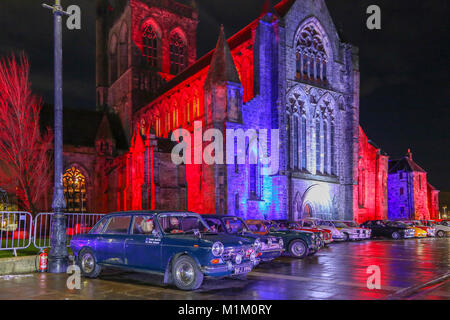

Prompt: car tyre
[
  {"left": 343, "top": 233, "right": 350, "bottom": 242},
  {"left": 78, "top": 248, "right": 101, "bottom": 278},
  {"left": 437, "top": 230, "right": 445, "bottom": 238},
  {"left": 172, "top": 255, "right": 204, "bottom": 291},
  {"left": 391, "top": 231, "right": 400, "bottom": 240},
  {"left": 288, "top": 240, "right": 308, "bottom": 259}
]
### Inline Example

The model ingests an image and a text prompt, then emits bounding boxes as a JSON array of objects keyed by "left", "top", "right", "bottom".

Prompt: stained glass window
[
  {"left": 295, "top": 25, "right": 328, "bottom": 82},
  {"left": 170, "top": 33, "right": 186, "bottom": 74},
  {"left": 63, "top": 167, "right": 87, "bottom": 213},
  {"left": 142, "top": 24, "right": 159, "bottom": 69}
]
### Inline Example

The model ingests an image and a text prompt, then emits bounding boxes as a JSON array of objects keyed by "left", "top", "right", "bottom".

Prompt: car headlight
[
  {"left": 254, "top": 238, "right": 261, "bottom": 250},
  {"left": 235, "top": 253, "right": 242, "bottom": 265},
  {"left": 250, "top": 251, "right": 257, "bottom": 262},
  {"left": 211, "top": 242, "right": 224, "bottom": 257},
  {"left": 278, "top": 238, "right": 284, "bottom": 247}
]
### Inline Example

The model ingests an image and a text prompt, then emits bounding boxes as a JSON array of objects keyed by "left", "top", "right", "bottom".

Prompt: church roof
[
  {"left": 204, "top": 26, "right": 241, "bottom": 87},
  {"left": 40, "top": 104, "right": 129, "bottom": 150},
  {"left": 388, "top": 157, "right": 427, "bottom": 174},
  {"left": 143, "top": 0, "right": 295, "bottom": 106}
]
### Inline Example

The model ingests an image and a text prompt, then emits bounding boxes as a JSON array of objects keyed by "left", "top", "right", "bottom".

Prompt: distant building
[{"left": 388, "top": 150, "right": 439, "bottom": 220}]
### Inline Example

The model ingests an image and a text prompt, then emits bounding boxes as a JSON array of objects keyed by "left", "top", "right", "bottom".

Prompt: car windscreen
[
  {"left": 89, "top": 217, "right": 109, "bottom": 234},
  {"left": 222, "top": 217, "right": 249, "bottom": 234},
  {"left": 302, "top": 220, "right": 315, "bottom": 227},
  {"left": 386, "top": 221, "right": 408, "bottom": 228},
  {"left": 158, "top": 214, "right": 210, "bottom": 234},
  {"left": 344, "top": 221, "right": 358, "bottom": 227},
  {"left": 333, "top": 222, "right": 349, "bottom": 228},
  {"left": 203, "top": 218, "right": 225, "bottom": 233},
  {"left": 247, "top": 223, "right": 268, "bottom": 233}
]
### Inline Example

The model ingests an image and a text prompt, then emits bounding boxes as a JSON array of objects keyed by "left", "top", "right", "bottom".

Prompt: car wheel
[
  {"left": 437, "top": 230, "right": 445, "bottom": 238},
  {"left": 288, "top": 240, "right": 308, "bottom": 259},
  {"left": 78, "top": 248, "right": 101, "bottom": 278},
  {"left": 343, "top": 233, "right": 350, "bottom": 242},
  {"left": 172, "top": 255, "right": 204, "bottom": 291},
  {"left": 391, "top": 231, "right": 400, "bottom": 240}
]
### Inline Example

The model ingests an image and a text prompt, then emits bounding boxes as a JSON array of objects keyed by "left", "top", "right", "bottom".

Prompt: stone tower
[
  {"left": 97, "top": 0, "right": 199, "bottom": 143},
  {"left": 203, "top": 26, "right": 244, "bottom": 215}
]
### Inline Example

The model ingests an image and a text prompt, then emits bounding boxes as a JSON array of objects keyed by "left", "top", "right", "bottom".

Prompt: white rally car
[
  {"left": 303, "top": 218, "right": 355, "bottom": 241},
  {"left": 422, "top": 220, "right": 450, "bottom": 238},
  {"left": 341, "top": 220, "right": 372, "bottom": 240}
]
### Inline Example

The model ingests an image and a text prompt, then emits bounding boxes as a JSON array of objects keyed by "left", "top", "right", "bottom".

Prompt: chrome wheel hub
[
  {"left": 81, "top": 253, "right": 94, "bottom": 273},
  {"left": 292, "top": 242, "right": 306, "bottom": 256},
  {"left": 176, "top": 262, "right": 195, "bottom": 285}
]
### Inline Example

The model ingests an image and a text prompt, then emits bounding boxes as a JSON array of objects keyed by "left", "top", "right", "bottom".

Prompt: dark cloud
[{"left": 0, "top": 0, "right": 448, "bottom": 189}]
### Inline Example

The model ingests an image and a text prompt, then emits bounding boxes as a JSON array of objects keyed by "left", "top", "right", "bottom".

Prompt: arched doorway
[
  {"left": 63, "top": 167, "right": 87, "bottom": 213},
  {"left": 303, "top": 203, "right": 312, "bottom": 218},
  {"left": 294, "top": 184, "right": 333, "bottom": 220}
]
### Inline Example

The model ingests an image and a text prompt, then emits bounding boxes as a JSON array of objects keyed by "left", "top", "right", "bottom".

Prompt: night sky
[{"left": 0, "top": 0, "right": 448, "bottom": 190}]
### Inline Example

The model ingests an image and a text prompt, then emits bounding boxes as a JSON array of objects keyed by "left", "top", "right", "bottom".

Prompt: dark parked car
[
  {"left": 360, "top": 220, "right": 415, "bottom": 239},
  {"left": 273, "top": 219, "right": 326, "bottom": 248},
  {"left": 71, "top": 211, "right": 260, "bottom": 290},
  {"left": 245, "top": 219, "right": 321, "bottom": 258},
  {"left": 203, "top": 215, "right": 284, "bottom": 262}
]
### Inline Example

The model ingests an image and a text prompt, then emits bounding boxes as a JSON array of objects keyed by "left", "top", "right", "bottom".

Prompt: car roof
[
  {"left": 202, "top": 214, "right": 242, "bottom": 219},
  {"left": 105, "top": 210, "right": 199, "bottom": 217}
]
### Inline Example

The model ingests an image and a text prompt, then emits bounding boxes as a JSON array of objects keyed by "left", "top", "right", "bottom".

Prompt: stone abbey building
[{"left": 8, "top": 0, "right": 437, "bottom": 221}]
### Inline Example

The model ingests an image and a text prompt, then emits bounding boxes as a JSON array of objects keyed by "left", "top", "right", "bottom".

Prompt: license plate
[{"left": 234, "top": 265, "right": 252, "bottom": 275}]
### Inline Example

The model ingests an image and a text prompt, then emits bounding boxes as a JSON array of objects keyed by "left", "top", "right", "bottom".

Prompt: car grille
[{"left": 223, "top": 245, "right": 252, "bottom": 261}]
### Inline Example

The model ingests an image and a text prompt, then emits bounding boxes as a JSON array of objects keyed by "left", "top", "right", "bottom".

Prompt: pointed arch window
[
  {"left": 330, "top": 122, "right": 336, "bottom": 175},
  {"left": 301, "top": 116, "right": 307, "bottom": 170},
  {"left": 295, "top": 24, "right": 328, "bottom": 83},
  {"left": 63, "top": 167, "right": 87, "bottom": 213},
  {"left": 293, "top": 116, "right": 299, "bottom": 169},
  {"left": 315, "top": 119, "right": 321, "bottom": 173},
  {"left": 170, "top": 33, "right": 187, "bottom": 75},
  {"left": 109, "top": 35, "right": 118, "bottom": 84},
  {"left": 119, "top": 24, "right": 128, "bottom": 75},
  {"left": 286, "top": 114, "right": 291, "bottom": 169},
  {"left": 324, "top": 121, "right": 328, "bottom": 174},
  {"left": 142, "top": 24, "right": 160, "bottom": 69}
]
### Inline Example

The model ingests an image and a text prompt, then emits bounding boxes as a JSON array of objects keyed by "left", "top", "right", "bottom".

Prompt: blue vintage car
[
  {"left": 202, "top": 215, "right": 284, "bottom": 262},
  {"left": 70, "top": 211, "right": 260, "bottom": 290}
]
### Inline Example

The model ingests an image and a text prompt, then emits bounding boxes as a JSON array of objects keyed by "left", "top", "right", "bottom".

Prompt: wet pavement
[{"left": 0, "top": 238, "right": 448, "bottom": 300}]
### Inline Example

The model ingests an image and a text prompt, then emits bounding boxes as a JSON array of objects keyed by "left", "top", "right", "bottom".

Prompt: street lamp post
[{"left": 43, "top": 0, "right": 70, "bottom": 273}]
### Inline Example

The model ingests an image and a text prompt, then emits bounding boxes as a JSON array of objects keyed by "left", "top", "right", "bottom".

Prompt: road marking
[
  {"left": 248, "top": 271, "right": 403, "bottom": 291},
  {"left": 315, "top": 253, "right": 450, "bottom": 265},
  {"left": 386, "top": 272, "right": 450, "bottom": 300}
]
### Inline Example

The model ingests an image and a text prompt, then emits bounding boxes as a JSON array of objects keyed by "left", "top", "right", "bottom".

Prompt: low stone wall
[{"left": 0, "top": 256, "right": 37, "bottom": 275}]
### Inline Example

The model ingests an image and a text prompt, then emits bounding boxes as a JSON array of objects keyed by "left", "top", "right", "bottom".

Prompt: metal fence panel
[
  {"left": 33, "top": 213, "right": 104, "bottom": 250},
  {"left": 0, "top": 211, "right": 33, "bottom": 256}
]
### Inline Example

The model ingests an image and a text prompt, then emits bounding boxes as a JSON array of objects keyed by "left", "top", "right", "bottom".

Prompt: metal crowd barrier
[
  {"left": 33, "top": 212, "right": 105, "bottom": 250},
  {"left": 0, "top": 211, "right": 33, "bottom": 256}
]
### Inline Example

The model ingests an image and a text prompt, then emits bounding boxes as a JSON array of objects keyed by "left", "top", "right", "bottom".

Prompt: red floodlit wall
[
  {"left": 356, "top": 126, "right": 388, "bottom": 223},
  {"left": 412, "top": 171, "right": 430, "bottom": 220},
  {"left": 132, "top": 30, "right": 255, "bottom": 214},
  {"left": 427, "top": 184, "right": 439, "bottom": 219}
]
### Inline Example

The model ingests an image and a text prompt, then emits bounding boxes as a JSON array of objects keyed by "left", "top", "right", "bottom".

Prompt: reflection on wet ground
[{"left": 0, "top": 238, "right": 448, "bottom": 300}]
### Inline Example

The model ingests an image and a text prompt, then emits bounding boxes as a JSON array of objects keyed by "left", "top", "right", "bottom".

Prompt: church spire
[
  {"left": 204, "top": 25, "right": 241, "bottom": 88},
  {"left": 261, "top": 0, "right": 275, "bottom": 16}
]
